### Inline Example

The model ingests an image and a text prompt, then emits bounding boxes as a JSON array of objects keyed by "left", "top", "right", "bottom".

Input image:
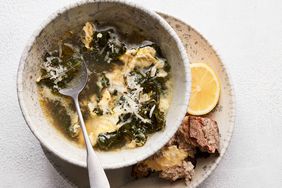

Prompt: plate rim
[{"left": 157, "top": 12, "right": 236, "bottom": 188}]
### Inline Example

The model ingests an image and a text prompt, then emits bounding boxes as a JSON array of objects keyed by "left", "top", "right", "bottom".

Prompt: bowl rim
[{"left": 17, "top": 0, "right": 191, "bottom": 169}]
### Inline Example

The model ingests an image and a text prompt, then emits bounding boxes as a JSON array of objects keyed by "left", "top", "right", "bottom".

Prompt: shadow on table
[{"left": 42, "top": 145, "right": 132, "bottom": 188}]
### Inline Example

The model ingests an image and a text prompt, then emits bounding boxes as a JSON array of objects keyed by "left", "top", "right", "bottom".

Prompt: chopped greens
[
  {"left": 45, "top": 100, "right": 80, "bottom": 138},
  {"left": 96, "top": 73, "right": 110, "bottom": 89},
  {"left": 81, "top": 28, "right": 127, "bottom": 73},
  {"left": 37, "top": 43, "right": 83, "bottom": 92},
  {"left": 95, "top": 68, "right": 167, "bottom": 150},
  {"left": 97, "top": 115, "right": 148, "bottom": 150}
]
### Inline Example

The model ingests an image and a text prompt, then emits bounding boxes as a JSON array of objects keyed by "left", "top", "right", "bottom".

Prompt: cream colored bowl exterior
[{"left": 17, "top": 1, "right": 190, "bottom": 169}]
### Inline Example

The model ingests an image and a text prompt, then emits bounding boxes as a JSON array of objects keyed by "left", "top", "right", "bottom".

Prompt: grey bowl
[{"left": 17, "top": 0, "right": 190, "bottom": 169}]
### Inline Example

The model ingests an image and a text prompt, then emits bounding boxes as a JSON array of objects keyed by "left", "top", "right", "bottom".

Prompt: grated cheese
[
  {"left": 97, "top": 33, "right": 103, "bottom": 38},
  {"left": 149, "top": 104, "right": 156, "bottom": 118},
  {"left": 80, "top": 46, "right": 170, "bottom": 144}
]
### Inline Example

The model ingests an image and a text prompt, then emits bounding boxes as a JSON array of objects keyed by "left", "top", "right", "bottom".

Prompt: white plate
[{"left": 43, "top": 13, "right": 235, "bottom": 188}]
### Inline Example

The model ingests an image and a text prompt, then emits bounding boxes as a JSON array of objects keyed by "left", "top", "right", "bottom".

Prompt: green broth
[{"left": 37, "top": 22, "right": 172, "bottom": 150}]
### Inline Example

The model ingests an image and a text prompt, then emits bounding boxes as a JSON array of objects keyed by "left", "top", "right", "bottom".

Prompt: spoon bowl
[{"left": 58, "top": 61, "right": 88, "bottom": 97}]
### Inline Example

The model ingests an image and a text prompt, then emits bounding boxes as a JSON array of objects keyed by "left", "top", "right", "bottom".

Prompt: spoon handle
[{"left": 73, "top": 96, "right": 110, "bottom": 188}]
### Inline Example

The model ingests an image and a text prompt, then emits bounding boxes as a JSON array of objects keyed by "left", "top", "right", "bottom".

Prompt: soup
[{"left": 37, "top": 22, "right": 172, "bottom": 150}]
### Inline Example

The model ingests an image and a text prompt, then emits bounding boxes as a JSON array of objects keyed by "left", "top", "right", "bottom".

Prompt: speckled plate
[{"left": 43, "top": 13, "right": 235, "bottom": 188}]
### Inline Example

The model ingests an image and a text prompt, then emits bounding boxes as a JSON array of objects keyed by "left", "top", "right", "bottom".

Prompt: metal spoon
[{"left": 59, "top": 61, "right": 110, "bottom": 188}]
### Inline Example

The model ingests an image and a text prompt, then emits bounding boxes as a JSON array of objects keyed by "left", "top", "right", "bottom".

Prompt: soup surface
[{"left": 37, "top": 22, "right": 172, "bottom": 150}]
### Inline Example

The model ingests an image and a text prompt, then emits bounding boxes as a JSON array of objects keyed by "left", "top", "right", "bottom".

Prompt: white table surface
[{"left": 1, "top": 0, "right": 282, "bottom": 187}]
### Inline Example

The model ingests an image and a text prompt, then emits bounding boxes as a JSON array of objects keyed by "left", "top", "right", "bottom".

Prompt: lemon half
[{"left": 188, "top": 63, "right": 221, "bottom": 115}]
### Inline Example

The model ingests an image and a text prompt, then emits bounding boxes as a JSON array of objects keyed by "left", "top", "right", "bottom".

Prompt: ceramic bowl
[{"left": 17, "top": 0, "right": 190, "bottom": 169}]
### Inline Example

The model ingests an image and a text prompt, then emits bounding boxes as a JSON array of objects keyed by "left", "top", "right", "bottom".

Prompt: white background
[{"left": 1, "top": 0, "right": 282, "bottom": 187}]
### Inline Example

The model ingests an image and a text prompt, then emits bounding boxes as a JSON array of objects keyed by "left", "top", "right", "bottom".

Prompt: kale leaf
[
  {"left": 37, "top": 44, "right": 83, "bottom": 93},
  {"left": 82, "top": 28, "right": 126, "bottom": 73}
]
